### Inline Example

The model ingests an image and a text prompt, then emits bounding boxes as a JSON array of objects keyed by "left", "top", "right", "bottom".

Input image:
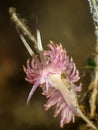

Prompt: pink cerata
[{"left": 24, "top": 38, "right": 96, "bottom": 129}]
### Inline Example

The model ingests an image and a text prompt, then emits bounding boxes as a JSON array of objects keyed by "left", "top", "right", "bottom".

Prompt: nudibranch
[
  {"left": 24, "top": 41, "right": 96, "bottom": 129},
  {"left": 9, "top": 7, "right": 97, "bottom": 130}
]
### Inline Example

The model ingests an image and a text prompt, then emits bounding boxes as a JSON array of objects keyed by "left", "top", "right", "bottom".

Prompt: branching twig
[
  {"left": 88, "top": 0, "right": 98, "bottom": 118},
  {"left": 9, "top": 7, "right": 38, "bottom": 52}
]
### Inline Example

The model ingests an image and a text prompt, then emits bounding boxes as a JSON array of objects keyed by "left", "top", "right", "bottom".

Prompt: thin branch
[
  {"left": 88, "top": 0, "right": 98, "bottom": 118},
  {"left": 9, "top": 7, "right": 38, "bottom": 52}
]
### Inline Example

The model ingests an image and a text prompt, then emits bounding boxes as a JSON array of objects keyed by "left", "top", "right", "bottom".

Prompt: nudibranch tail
[{"left": 44, "top": 74, "right": 96, "bottom": 129}]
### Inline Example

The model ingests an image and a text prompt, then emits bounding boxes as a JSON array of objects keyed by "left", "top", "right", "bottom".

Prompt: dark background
[{"left": 0, "top": 0, "right": 96, "bottom": 130}]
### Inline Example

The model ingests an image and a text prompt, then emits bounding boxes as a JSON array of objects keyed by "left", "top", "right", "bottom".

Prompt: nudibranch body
[{"left": 24, "top": 41, "right": 96, "bottom": 129}]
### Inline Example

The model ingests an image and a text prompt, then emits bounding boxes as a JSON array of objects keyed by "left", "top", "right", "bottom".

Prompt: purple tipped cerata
[{"left": 24, "top": 41, "right": 82, "bottom": 127}]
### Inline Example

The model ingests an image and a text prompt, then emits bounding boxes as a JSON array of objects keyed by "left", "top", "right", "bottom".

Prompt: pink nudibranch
[{"left": 24, "top": 41, "right": 96, "bottom": 129}]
